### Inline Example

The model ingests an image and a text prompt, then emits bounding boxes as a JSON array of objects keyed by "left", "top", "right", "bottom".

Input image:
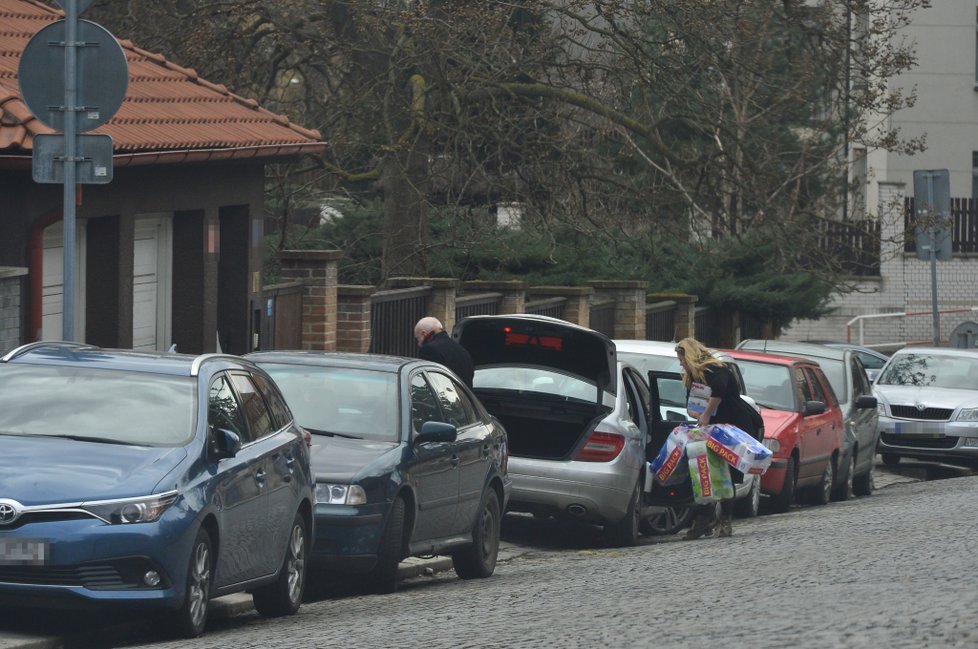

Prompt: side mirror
[
  {"left": 416, "top": 421, "right": 458, "bottom": 445},
  {"left": 802, "top": 400, "right": 827, "bottom": 417},
  {"left": 212, "top": 428, "right": 242, "bottom": 460},
  {"left": 854, "top": 394, "right": 878, "bottom": 409}
]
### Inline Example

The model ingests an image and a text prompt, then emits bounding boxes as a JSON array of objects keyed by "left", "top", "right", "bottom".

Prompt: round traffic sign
[{"left": 18, "top": 19, "right": 128, "bottom": 133}]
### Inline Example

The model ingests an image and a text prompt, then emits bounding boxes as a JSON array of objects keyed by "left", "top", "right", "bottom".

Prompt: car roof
[
  {"left": 0, "top": 341, "right": 246, "bottom": 376},
  {"left": 246, "top": 350, "right": 415, "bottom": 372},
  {"left": 725, "top": 348, "right": 820, "bottom": 367},
  {"left": 738, "top": 339, "right": 847, "bottom": 362},
  {"left": 613, "top": 339, "right": 677, "bottom": 355}
]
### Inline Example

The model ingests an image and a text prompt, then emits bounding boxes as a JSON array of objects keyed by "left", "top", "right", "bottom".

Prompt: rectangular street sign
[
  {"left": 912, "top": 169, "right": 952, "bottom": 261},
  {"left": 32, "top": 134, "right": 114, "bottom": 184}
]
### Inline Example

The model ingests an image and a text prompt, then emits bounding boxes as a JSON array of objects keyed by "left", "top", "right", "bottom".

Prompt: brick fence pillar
[
  {"left": 462, "top": 280, "right": 527, "bottom": 314},
  {"left": 337, "top": 285, "right": 373, "bottom": 353},
  {"left": 527, "top": 286, "right": 593, "bottom": 327},
  {"left": 588, "top": 281, "right": 648, "bottom": 339},
  {"left": 387, "top": 277, "right": 460, "bottom": 331},
  {"left": 278, "top": 250, "right": 343, "bottom": 350}
]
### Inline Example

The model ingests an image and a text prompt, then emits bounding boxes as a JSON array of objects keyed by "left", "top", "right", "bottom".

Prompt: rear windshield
[
  {"left": 735, "top": 361, "right": 795, "bottom": 411},
  {"left": 617, "top": 351, "right": 679, "bottom": 374},
  {"left": 260, "top": 364, "right": 400, "bottom": 442},
  {"left": 0, "top": 364, "right": 196, "bottom": 446},
  {"left": 474, "top": 366, "right": 614, "bottom": 407},
  {"left": 877, "top": 353, "right": 978, "bottom": 389}
]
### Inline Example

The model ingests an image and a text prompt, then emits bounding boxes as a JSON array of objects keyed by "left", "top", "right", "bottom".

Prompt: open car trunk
[{"left": 474, "top": 390, "right": 608, "bottom": 460}]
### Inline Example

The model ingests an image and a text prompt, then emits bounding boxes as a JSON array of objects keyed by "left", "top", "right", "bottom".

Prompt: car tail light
[{"left": 575, "top": 431, "right": 625, "bottom": 462}]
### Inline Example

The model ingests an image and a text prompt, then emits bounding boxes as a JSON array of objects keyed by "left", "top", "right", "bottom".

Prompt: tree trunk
[{"left": 380, "top": 144, "right": 430, "bottom": 281}]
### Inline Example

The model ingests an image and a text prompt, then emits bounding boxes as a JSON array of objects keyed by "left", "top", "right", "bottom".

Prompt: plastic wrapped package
[
  {"left": 705, "top": 424, "right": 773, "bottom": 475},
  {"left": 686, "top": 440, "right": 734, "bottom": 503},
  {"left": 649, "top": 424, "right": 709, "bottom": 485}
]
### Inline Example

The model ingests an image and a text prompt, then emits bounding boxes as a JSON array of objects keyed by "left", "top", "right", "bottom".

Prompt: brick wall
[{"left": 0, "top": 268, "right": 26, "bottom": 354}]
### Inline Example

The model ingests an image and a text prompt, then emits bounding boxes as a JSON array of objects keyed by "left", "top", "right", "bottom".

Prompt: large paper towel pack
[
  {"left": 649, "top": 424, "right": 708, "bottom": 485},
  {"left": 686, "top": 440, "right": 734, "bottom": 503},
  {"left": 705, "top": 424, "right": 773, "bottom": 475}
]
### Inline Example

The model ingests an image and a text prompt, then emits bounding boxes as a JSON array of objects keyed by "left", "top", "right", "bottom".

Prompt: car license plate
[
  {"left": 893, "top": 421, "right": 943, "bottom": 436},
  {"left": 0, "top": 539, "right": 48, "bottom": 565}
]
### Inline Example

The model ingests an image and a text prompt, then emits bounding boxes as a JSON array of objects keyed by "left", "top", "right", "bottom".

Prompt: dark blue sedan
[
  {"left": 0, "top": 342, "right": 315, "bottom": 638},
  {"left": 248, "top": 352, "right": 510, "bottom": 593}
]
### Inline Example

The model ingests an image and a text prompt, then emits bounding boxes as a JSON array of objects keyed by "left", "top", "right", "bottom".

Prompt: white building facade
[{"left": 785, "top": 3, "right": 978, "bottom": 349}]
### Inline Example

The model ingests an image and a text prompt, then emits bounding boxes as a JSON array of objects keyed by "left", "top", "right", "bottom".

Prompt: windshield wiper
[
  {"left": 41, "top": 434, "right": 137, "bottom": 445},
  {"left": 304, "top": 427, "right": 363, "bottom": 440}
]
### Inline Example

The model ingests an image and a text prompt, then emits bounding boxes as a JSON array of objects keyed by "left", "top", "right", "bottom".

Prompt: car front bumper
[
  {"left": 0, "top": 515, "right": 194, "bottom": 609},
  {"left": 877, "top": 416, "right": 978, "bottom": 462},
  {"left": 309, "top": 502, "right": 388, "bottom": 571}
]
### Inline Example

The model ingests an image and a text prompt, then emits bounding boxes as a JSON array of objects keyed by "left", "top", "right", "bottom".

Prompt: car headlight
[
  {"left": 82, "top": 491, "right": 179, "bottom": 524},
  {"left": 316, "top": 483, "right": 367, "bottom": 505},
  {"left": 956, "top": 408, "right": 978, "bottom": 422},
  {"left": 876, "top": 401, "right": 887, "bottom": 417},
  {"left": 763, "top": 438, "right": 780, "bottom": 453}
]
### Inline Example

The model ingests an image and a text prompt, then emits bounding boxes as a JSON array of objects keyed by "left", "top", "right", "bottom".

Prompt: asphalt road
[{"left": 0, "top": 458, "right": 973, "bottom": 649}]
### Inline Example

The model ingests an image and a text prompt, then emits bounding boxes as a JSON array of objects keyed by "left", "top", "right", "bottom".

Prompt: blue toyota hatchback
[{"left": 0, "top": 342, "right": 315, "bottom": 638}]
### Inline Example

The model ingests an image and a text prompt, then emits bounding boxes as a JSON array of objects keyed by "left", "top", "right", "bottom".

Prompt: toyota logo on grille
[{"left": 0, "top": 499, "right": 23, "bottom": 525}]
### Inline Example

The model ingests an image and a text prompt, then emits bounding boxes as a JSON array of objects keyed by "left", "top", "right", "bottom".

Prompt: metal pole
[
  {"left": 62, "top": 0, "right": 78, "bottom": 341},
  {"left": 931, "top": 227, "right": 939, "bottom": 346}
]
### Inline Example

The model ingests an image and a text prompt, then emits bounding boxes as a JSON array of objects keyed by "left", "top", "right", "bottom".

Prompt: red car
[{"left": 724, "top": 350, "right": 844, "bottom": 513}]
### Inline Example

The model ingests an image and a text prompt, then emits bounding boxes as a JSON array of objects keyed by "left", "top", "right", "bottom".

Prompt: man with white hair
[{"left": 414, "top": 316, "right": 474, "bottom": 387}]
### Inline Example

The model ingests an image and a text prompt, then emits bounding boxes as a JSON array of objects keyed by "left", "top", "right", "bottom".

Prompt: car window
[
  {"left": 251, "top": 371, "right": 293, "bottom": 430},
  {"left": 855, "top": 350, "right": 887, "bottom": 370},
  {"left": 411, "top": 373, "right": 442, "bottom": 433},
  {"left": 735, "top": 360, "right": 795, "bottom": 411},
  {"left": 617, "top": 351, "right": 679, "bottom": 374},
  {"left": 803, "top": 367, "right": 829, "bottom": 406},
  {"left": 259, "top": 363, "right": 399, "bottom": 442},
  {"left": 474, "top": 366, "right": 613, "bottom": 406},
  {"left": 795, "top": 367, "right": 813, "bottom": 403},
  {"left": 851, "top": 357, "right": 870, "bottom": 397},
  {"left": 209, "top": 374, "right": 250, "bottom": 442},
  {"left": 229, "top": 372, "right": 274, "bottom": 442},
  {"left": 427, "top": 371, "right": 480, "bottom": 429},
  {"left": 621, "top": 369, "right": 647, "bottom": 429},
  {"left": 0, "top": 364, "right": 195, "bottom": 446}
]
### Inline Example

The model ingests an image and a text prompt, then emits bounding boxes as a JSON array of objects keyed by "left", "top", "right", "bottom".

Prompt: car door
[
  {"left": 848, "top": 356, "right": 879, "bottom": 469},
  {"left": 407, "top": 371, "right": 459, "bottom": 541},
  {"left": 795, "top": 365, "right": 837, "bottom": 482},
  {"left": 208, "top": 372, "right": 269, "bottom": 586},
  {"left": 425, "top": 369, "right": 491, "bottom": 536},
  {"left": 231, "top": 370, "right": 303, "bottom": 576}
]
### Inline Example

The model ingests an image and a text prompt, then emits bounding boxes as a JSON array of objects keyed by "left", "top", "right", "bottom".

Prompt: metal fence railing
[
  {"left": 645, "top": 300, "right": 677, "bottom": 342},
  {"left": 524, "top": 297, "right": 566, "bottom": 319},
  {"left": 455, "top": 293, "right": 502, "bottom": 322},
  {"left": 370, "top": 286, "right": 430, "bottom": 357}
]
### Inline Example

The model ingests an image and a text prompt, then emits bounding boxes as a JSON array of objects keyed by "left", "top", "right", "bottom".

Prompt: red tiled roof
[{"left": 0, "top": 0, "right": 324, "bottom": 168}]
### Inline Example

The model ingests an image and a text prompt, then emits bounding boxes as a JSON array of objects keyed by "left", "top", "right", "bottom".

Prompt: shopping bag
[
  {"left": 686, "top": 440, "right": 734, "bottom": 504},
  {"left": 705, "top": 424, "right": 773, "bottom": 475},
  {"left": 649, "top": 424, "right": 708, "bottom": 485}
]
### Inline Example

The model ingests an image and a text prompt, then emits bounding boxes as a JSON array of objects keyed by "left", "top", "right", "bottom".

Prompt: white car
[
  {"left": 874, "top": 346, "right": 978, "bottom": 467},
  {"left": 615, "top": 339, "right": 763, "bottom": 519}
]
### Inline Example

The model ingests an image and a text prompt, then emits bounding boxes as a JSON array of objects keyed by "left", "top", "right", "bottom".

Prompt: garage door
[
  {"left": 133, "top": 216, "right": 172, "bottom": 351},
  {"left": 41, "top": 221, "right": 86, "bottom": 341}
]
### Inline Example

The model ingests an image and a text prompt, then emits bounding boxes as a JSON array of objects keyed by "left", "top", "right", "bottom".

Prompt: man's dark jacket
[{"left": 420, "top": 331, "right": 474, "bottom": 387}]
